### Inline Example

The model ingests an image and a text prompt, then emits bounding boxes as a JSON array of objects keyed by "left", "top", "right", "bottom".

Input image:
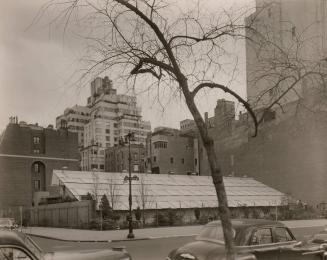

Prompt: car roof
[
  {"left": 0, "top": 231, "right": 27, "bottom": 248},
  {"left": 206, "top": 219, "right": 285, "bottom": 229}
]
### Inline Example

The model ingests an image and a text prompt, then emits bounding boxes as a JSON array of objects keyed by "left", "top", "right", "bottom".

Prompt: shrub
[
  {"left": 102, "top": 219, "right": 119, "bottom": 230},
  {"left": 111, "top": 213, "right": 121, "bottom": 221},
  {"left": 199, "top": 215, "right": 208, "bottom": 224},
  {"left": 89, "top": 219, "right": 100, "bottom": 230},
  {"left": 157, "top": 213, "right": 169, "bottom": 226},
  {"left": 167, "top": 209, "right": 177, "bottom": 226},
  {"left": 194, "top": 208, "right": 201, "bottom": 221}
]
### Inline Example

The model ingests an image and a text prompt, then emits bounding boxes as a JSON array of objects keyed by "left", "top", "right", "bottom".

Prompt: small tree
[
  {"left": 135, "top": 206, "right": 142, "bottom": 222},
  {"left": 91, "top": 171, "right": 100, "bottom": 209},
  {"left": 106, "top": 177, "right": 120, "bottom": 211},
  {"left": 99, "top": 194, "right": 112, "bottom": 219},
  {"left": 136, "top": 175, "right": 154, "bottom": 225},
  {"left": 194, "top": 208, "right": 201, "bottom": 221}
]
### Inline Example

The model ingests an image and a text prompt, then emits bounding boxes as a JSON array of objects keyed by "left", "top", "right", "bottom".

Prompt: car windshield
[
  {"left": 18, "top": 233, "right": 43, "bottom": 259},
  {"left": 196, "top": 223, "right": 236, "bottom": 244}
]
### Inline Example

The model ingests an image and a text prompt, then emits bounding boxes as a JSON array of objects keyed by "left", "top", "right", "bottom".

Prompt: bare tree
[
  {"left": 106, "top": 177, "right": 120, "bottom": 211},
  {"left": 91, "top": 170, "right": 100, "bottom": 209},
  {"left": 37, "top": 1, "right": 327, "bottom": 258},
  {"left": 135, "top": 174, "right": 154, "bottom": 225}
]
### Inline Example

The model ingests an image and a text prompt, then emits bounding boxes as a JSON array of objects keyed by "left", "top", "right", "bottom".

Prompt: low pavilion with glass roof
[{"left": 51, "top": 170, "right": 287, "bottom": 211}]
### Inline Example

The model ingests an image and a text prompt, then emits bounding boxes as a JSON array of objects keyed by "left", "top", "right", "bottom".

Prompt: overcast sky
[{"left": 0, "top": 0, "right": 254, "bottom": 132}]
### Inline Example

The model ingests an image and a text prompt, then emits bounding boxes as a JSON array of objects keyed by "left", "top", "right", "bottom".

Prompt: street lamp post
[{"left": 125, "top": 132, "right": 135, "bottom": 239}]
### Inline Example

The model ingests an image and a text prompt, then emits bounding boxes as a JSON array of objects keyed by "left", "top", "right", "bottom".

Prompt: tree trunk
[
  {"left": 203, "top": 138, "right": 236, "bottom": 260},
  {"left": 181, "top": 82, "right": 236, "bottom": 260}
]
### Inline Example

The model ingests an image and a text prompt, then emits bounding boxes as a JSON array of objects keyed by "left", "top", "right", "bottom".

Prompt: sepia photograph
[{"left": 1, "top": 0, "right": 327, "bottom": 259}]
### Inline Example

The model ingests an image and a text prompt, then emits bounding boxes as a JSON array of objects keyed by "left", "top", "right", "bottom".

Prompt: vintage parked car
[
  {"left": 167, "top": 219, "right": 327, "bottom": 260},
  {"left": 0, "top": 218, "right": 18, "bottom": 230},
  {"left": 0, "top": 230, "right": 132, "bottom": 260}
]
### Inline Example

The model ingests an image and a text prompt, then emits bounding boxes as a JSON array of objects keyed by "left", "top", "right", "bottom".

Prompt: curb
[{"left": 26, "top": 233, "right": 197, "bottom": 243}]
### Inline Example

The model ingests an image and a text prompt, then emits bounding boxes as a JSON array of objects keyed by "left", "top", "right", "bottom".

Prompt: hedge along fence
[
  {"left": 137, "top": 206, "right": 294, "bottom": 227},
  {"left": 29, "top": 204, "right": 314, "bottom": 229},
  {"left": 29, "top": 200, "right": 95, "bottom": 228}
]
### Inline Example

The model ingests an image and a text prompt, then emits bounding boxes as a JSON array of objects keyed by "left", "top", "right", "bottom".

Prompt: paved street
[
  {"left": 27, "top": 221, "right": 327, "bottom": 260},
  {"left": 24, "top": 219, "right": 327, "bottom": 242},
  {"left": 31, "top": 235, "right": 194, "bottom": 260}
]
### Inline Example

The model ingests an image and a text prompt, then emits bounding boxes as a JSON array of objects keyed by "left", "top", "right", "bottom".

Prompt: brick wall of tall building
[
  {"left": 105, "top": 144, "right": 145, "bottom": 172},
  {"left": 229, "top": 116, "right": 327, "bottom": 206},
  {"left": 199, "top": 104, "right": 327, "bottom": 206},
  {"left": 146, "top": 128, "right": 196, "bottom": 175},
  {"left": 0, "top": 122, "right": 80, "bottom": 208}
]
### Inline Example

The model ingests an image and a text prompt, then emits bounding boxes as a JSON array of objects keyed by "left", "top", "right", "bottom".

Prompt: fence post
[
  {"left": 67, "top": 207, "right": 69, "bottom": 227},
  {"left": 76, "top": 207, "right": 79, "bottom": 228},
  {"left": 156, "top": 202, "right": 158, "bottom": 227},
  {"left": 87, "top": 204, "right": 90, "bottom": 226}
]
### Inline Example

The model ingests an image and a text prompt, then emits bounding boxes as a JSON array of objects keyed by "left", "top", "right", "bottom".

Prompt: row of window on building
[
  {"left": 68, "top": 118, "right": 89, "bottom": 123},
  {"left": 150, "top": 156, "right": 197, "bottom": 166}
]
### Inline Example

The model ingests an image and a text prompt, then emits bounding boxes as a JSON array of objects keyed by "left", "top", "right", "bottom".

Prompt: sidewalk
[
  {"left": 23, "top": 225, "right": 203, "bottom": 242},
  {"left": 24, "top": 219, "right": 327, "bottom": 242}
]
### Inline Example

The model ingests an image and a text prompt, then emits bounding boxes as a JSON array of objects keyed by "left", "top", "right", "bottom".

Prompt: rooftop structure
[{"left": 56, "top": 105, "right": 91, "bottom": 148}]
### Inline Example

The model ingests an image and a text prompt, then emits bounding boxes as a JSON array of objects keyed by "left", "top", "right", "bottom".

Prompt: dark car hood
[
  {"left": 174, "top": 240, "right": 226, "bottom": 260},
  {"left": 44, "top": 248, "right": 130, "bottom": 260}
]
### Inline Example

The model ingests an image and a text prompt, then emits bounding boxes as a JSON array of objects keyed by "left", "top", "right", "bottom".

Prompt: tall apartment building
[
  {"left": 246, "top": 0, "right": 327, "bottom": 109},
  {"left": 82, "top": 76, "right": 151, "bottom": 171},
  {"left": 56, "top": 105, "right": 90, "bottom": 148},
  {"left": 0, "top": 118, "right": 79, "bottom": 208}
]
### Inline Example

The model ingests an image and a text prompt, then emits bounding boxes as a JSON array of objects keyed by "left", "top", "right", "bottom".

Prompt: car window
[
  {"left": 251, "top": 228, "right": 273, "bottom": 245},
  {"left": 0, "top": 247, "right": 32, "bottom": 260},
  {"left": 197, "top": 225, "right": 225, "bottom": 241},
  {"left": 196, "top": 224, "right": 235, "bottom": 242},
  {"left": 275, "top": 227, "right": 294, "bottom": 242}
]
